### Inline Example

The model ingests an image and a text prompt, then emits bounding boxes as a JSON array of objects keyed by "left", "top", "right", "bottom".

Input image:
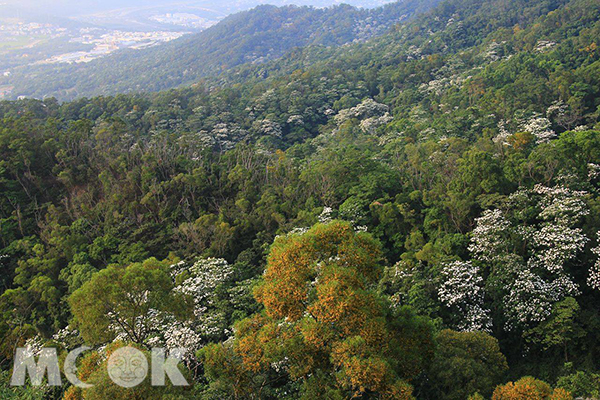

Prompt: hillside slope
[{"left": 0, "top": 0, "right": 439, "bottom": 101}]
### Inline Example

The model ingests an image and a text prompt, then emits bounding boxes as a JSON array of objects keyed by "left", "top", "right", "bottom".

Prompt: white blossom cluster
[
  {"left": 22, "top": 335, "right": 46, "bottom": 358},
  {"left": 405, "top": 44, "right": 423, "bottom": 60},
  {"left": 287, "top": 115, "right": 304, "bottom": 125},
  {"left": 468, "top": 209, "right": 511, "bottom": 263},
  {"left": 253, "top": 119, "right": 283, "bottom": 138},
  {"left": 174, "top": 258, "right": 233, "bottom": 309},
  {"left": 270, "top": 356, "right": 290, "bottom": 373},
  {"left": 546, "top": 100, "right": 568, "bottom": 120},
  {"left": 419, "top": 78, "right": 450, "bottom": 96},
  {"left": 323, "top": 108, "right": 336, "bottom": 116},
  {"left": 359, "top": 113, "right": 393, "bottom": 134},
  {"left": 419, "top": 74, "right": 469, "bottom": 97},
  {"left": 505, "top": 270, "right": 567, "bottom": 328},
  {"left": 469, "top": 185, "right": 590, "bottom": 330},
  {"left": 162, "top": 324, "right": 203, "bottom": 356},
  {"left": 103, "top": 258, "right": 234, "bottom": 361},
  {"left": 533, "top": 184, "right": 589, "bottom": 224},
  {"left": 51, "top": 327, "right": 81, "bottom": 350},
  {"left": 165, "top": 258, "right": 234, "bottom": 356},
  {"left": 511, "top": 186, "right": 587, "bottom": 327},
  {"left": 203, "top": 122, "right": 248, "bottom": 151},
  {"left": 384, "top": 261, "right": 414, "bottom": 308},
  {"left": 546, "top": 100, "right": 581, "bottom": 130},
  {"left": 484, "top": 41, "right": 505, "bottom": 61},
  {"left": 588, "top": 163, "right": 600, "bottom": 180},
  {"left": 287, "top": 227, "right": 310, "bottom": 236},
  {"left": 526, "top": 224, "right": 588, "bottom": 273},
  {"left": 438, "top": 261, "right": 491, "bottom": 332},
  {"left": 334, "top": 98, "right": 389, "bottom": 127},
  {"left": 319, "top": 206, "right": 334, "bottom": 223},
  {"left": 491, "top": 119, "right": 513, "bottom": 146},
  {"left": 588, "top": 233, "right": 600, "bottom": 290},
  {"left": 520, "top": 115, "right": 556, "bottom": 144},
  {"left": 251, "top": 89, "right": 278, "bottom": 113},
  {"left": 535, "top": 40, "right": 557, "bottom": 53}
]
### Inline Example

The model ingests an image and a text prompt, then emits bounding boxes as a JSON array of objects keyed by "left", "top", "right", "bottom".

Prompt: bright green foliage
[
  {"left": 69, "top": 258, "right": 193, "bottom": 345},
  {"left": 63, "top": 342, "right": 191, "bottom": 400},
  {"left": 556, "top": 369, "right": 600, "bottom": 399},
  {"left": 524, "top": 298, "right": 586, "bottom": 362}
]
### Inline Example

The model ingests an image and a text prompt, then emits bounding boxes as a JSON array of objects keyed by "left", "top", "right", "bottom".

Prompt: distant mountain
[
  {"left": 0, "top": 0, "right": 440, "bottom": 100},
  {"left": 3, "top": 0, "right": 401, "bottom": 18}
]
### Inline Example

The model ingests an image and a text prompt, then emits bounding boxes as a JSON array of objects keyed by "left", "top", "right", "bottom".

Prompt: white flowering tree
[
  {"left": 468, "top": 184, "right": 590, "bottom": 331},
  {"left": 546, "top": 99, "right": 583, "bottom": 131},
  {"left": 252, "top": 119, "right": 283, "bottom": 138},
  {"left": 589, "top": 163, "right": 600, "bottom": 181},
  {"left": 318, "top": 206, "right": 334, "bottom": 223},
  {"left": 71, "top": 257, "right": 239, "bottom": 363},
  {"left": 469, "top": 209, "right": 512, "bottom": 264},
  {"left": 334, "top": 98, "right": 391, "bottom": 134},
  {"left": 207, "top": 123, "right": 248, "bottom": 152},
  {"left": 520, "top": 114, "right": 556, "bottom": 144},
  {"left": 588, "top": 233, "right": 600, "bottom": 290},
  {"left": 438, "top": 261, "right": 491, "bottom": 332},
  {"left": 146, "top": 258, "right": 236, "bottom": 360}
]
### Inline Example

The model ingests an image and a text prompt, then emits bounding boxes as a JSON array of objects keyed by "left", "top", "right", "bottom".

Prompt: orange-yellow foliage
[
  {"left": 492, "top": 376, "right": 573, "bottom": 400},
  {"left": 229, "top": 222, "right": 425, "bottom": 397}
]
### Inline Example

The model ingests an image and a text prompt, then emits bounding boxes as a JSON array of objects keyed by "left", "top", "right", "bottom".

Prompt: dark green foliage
[{"left": 425, "top": 330, "right": 508, "bottom": 400}]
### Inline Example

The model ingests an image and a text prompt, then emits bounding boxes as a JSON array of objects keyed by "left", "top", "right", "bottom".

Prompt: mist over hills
[
  {"left": 2, "top": 0, "right": 399, "bottom": 17},
  {"left": 0, "top": 0, "right": 439, "bottom": 100}
]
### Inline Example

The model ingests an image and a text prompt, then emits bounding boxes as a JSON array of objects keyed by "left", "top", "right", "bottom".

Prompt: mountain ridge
[{"left": 0, "top": 0, "right": 440, "bottom": 101}]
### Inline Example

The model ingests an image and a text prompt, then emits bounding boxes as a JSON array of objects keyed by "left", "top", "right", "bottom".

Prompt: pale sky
[{"left": 3, "top": 0, "right": 395, "bottom": 16}]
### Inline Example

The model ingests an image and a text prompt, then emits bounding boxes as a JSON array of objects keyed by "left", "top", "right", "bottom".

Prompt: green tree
[
  {"left": 63, "top": 342, "right": 191, "bottom": 400},
  {"left": 69, "top": 258, "right": 192, "bottom": 345},
  {"left": 557, "top": 369, "right": 600, "bottom": 399},
  {"left": 427, "top": 329, "right": 508, "bottom": 400},
  {"left": 524, "top": 297, "right": 585, "bottom": 362}
]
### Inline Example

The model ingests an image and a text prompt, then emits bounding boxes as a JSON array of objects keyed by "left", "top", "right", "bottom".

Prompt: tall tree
[{"left": 202, "top": 222, "right": 434, "bottom": 398}]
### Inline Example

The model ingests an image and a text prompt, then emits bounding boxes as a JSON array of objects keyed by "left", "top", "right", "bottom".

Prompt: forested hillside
[
  {"left": 0, "top": 0, "right": 439, "bottom": 101},
  {"left": 1, "top": 0, "right": 600, "bottom": 398}
]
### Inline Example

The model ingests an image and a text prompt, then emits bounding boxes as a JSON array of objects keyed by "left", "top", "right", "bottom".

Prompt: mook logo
[{"left": 11, "top": 346, "right": 189, "bottom": 388}]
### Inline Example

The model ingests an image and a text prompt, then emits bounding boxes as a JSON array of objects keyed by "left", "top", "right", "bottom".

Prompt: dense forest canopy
[{"left": 1, "top": 0, "right": 600, "bottom": 398}]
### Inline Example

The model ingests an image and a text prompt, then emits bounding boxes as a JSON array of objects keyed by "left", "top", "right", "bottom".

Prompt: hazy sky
[
  {"left": 2, "top": 0, "right": 394, "bottom": 17},
  {"left": 3, "top": 1, "right": 197, "bottom": 16}
]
